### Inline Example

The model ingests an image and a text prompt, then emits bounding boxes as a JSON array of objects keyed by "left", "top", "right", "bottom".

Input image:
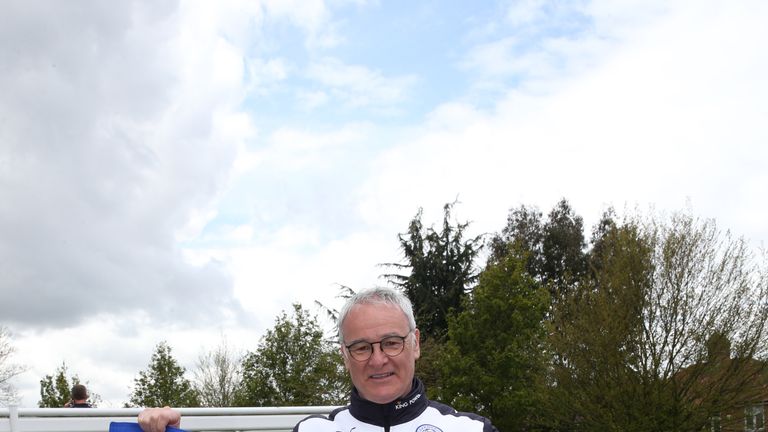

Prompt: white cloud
[
  {"left": 306, "top": 57, "right": 418, "bottom": 108},
  {"left": 0, "top": 1, "right": 235, "bottom": 327},
  {"left": 0, "top": 0, "right": 265, "bottom": 406},
  {"left": 13, "top": 313, "right": 255, "bottom": 407},
  {"left": 247, "top": 57, "right": 290, "bottom": 96},
  {"left": 269, "top": 123, "right": 368, "bottom": 151},
  {"left": 462, "top": 1, "right": 673, "bottom": 93},
  {"left": 360, "top": 0, "right": 768, "bottom": 247},
  {"left": 211, "top": 228, "right": 397, "bottom": 330},
  {"left": 505, "top": 0, "right": 548, "bottom": 27},
  {"left": 263, "top": 0, "right": 341, "bottom": 49},
  {"left": 296, "top": 89, "right": 331, "bottom": 110},
  {"left": 245, "top": 122, "right": 372, "bottom": 172}
]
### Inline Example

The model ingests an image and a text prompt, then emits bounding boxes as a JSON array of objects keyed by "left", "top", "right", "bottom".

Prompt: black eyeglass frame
[{"left": 344, "top": 330, "right": 414, "bottom": 362}]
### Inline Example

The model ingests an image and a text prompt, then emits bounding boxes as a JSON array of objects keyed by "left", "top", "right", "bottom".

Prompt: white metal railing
[{"left": 0, "top": 406, "right": 340, "bottom": 432}]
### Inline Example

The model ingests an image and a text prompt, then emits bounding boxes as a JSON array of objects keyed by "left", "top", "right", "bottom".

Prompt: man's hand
[{"left": 137, "top": 407, "right": 181, "bottom": 432}]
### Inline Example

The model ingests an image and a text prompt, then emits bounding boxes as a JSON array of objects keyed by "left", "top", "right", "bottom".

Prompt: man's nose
[{"left": 368, "top": 342, "right": 389, "bottom": 365}]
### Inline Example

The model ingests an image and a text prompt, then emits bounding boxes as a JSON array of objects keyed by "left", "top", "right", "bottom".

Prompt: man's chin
[
  {"left": 368, "top": 394, "right": 398, "bottom": 404},
  {"left": 361, "top": 386, "right": 400, "bottom": 404},
  {"left": 367, "top": 385, "right": 413, "bottom": 405}
]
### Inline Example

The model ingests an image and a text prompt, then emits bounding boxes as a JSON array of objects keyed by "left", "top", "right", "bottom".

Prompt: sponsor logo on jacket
[
  {"left": 394, "top": 393, "right": 422, "bottom": 410},
  {"left": 415, "top": 425, "right": 443, "bottom": 432}
]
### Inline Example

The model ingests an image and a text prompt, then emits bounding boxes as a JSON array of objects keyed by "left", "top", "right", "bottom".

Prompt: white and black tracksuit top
[{"left": 293, "top": 378, "right": 499, "bottom": 432}]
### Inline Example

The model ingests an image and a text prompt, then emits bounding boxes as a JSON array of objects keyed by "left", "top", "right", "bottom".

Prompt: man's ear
[
  {"left": 340, "top": 345, "right": 351, "bottom": 369},
  {"left": 413, "top": 328, "right": 421, "bottom": 360}
]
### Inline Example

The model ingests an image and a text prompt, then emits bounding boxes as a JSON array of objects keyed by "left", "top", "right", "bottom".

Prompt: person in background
[
  {"left": 138, "top": 287, "right": 499, "bottom": 432},
  {"left": 65, "top": 384, "right": 92, "bottom": 408}
]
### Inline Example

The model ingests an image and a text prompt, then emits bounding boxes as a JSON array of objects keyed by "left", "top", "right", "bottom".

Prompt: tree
[
  {"left": 383, "top": 202, "right": 483, "bottom": 341},
  {"left": 39, "top": 362, "right": 102, "bottom": 407},
  {"left": 314, "top": 284, "right": 357, "bottom": 336},
  {"left": 435, "top": 249, "right": 550, "bottom": 431},
  {"left": 39, "top": 362, "right": 73, "bottom": 407},
  {"left": 193, "top": 337, "right": 242, "bottom": 407},
  {"left": 545, "top": 212, "right": 768, "bottom": 431},
  {"left": 0, "top": 326, "right": 25, "bottom": 406},
  {"left": 540, "top": 199, "right": 587, "bottom": 292},
  {"left": 235, "top": 304, "right": 348, "bottom": 406},
  {"left": 489, "top": 203, "right": 543, "bottom": 273},
  {"left": 545, "top": 221, "right": 654, "bottom": 431},
  {"left": 491, "top": 199, "right": 587, "bottom": 303},
  {"left": 128, "top": 341, "right": 199, "bottom": 407}
]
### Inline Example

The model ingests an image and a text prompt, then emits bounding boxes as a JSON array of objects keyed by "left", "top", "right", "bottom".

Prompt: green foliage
[
  {"left": 545, "top": 212, "right": 768, "bottom": 431},
  {"left": 540, "top": 199, "right": 588, "bottom": 288},
  {"left": 384, "top": 202, "right": 483, "bottom": 340},
  {"left": 546, "top": 222, "right": 654, "bottom": 431},
  {"left": 235, "top": 304, "right": 348, "bottom": 406},
  {"left": 436, "top": 251, "right": 549, "bottom": 431},
  {"left": 128, "top": 341, "right": 200, "bottom": 407},
  {"left": 38, "top": 362, "right": 74, "bottom": 407},
  {"left": 491, "top": 198, "right": 587, "bottom": 302},
  {"left": 411, "top": 336, "right": 447, "bottom": 401},
  {"left": 490, "top": 203, "right": 543, "bottom": 269},
  {"left": 38, "top": 362, "right": 101, "bottom": 407}
]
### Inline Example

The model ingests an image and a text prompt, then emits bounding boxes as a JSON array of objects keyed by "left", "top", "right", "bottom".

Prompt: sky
[{"left": 1, "top": 0, "right": 766, "bottom": 407}]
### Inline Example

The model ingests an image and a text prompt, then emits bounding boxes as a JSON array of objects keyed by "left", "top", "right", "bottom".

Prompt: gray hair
[{"left": 337, "top": 287, "right": 417, "bottom": 343}]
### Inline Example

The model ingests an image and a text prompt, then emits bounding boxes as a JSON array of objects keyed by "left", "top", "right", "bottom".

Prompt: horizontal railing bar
[
  {"left": 0, "top": 406, "right": 338, "bottom": 417},
  {"left": 0, "top": 406, "right": 340, "bottom": 432}
]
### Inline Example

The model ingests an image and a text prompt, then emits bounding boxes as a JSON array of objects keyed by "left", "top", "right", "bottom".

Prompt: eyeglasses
[{"left": 344, "top": 331, "right": 413, "bottom": 362}]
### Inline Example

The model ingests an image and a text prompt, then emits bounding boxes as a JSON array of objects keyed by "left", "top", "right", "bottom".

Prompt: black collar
[{"left": 348, "top": 378, "right": 429, "bottom": 427}]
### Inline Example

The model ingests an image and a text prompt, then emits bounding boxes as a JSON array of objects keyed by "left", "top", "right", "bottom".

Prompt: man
[
  {"left": 65, "top": 384, "right": 92, "bottom": 408},
  {"left": 138, "top": 287, "right": 499, "bottom": 432}
]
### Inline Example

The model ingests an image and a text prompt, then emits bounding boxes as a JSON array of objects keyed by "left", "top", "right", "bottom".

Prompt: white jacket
[{"left": 293, "top": 379, "right": 499, "bottom": 432}]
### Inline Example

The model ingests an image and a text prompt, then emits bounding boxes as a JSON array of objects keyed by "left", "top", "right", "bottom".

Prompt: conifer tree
[{"left": 128, "top": 342, "right": 199, "bottom": 407}]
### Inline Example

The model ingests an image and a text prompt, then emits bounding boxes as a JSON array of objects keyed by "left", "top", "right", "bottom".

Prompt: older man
[{"left": 139, "top": 287, "right": 498, "bottom": 432}]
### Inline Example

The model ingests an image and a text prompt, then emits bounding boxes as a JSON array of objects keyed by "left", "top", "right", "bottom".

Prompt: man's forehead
[
  {"left": 349, "top": 301, "right": 406, "bottom": 317},
  {"left": 343, "top": 303, "right": 409, "bottom": 331}
]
